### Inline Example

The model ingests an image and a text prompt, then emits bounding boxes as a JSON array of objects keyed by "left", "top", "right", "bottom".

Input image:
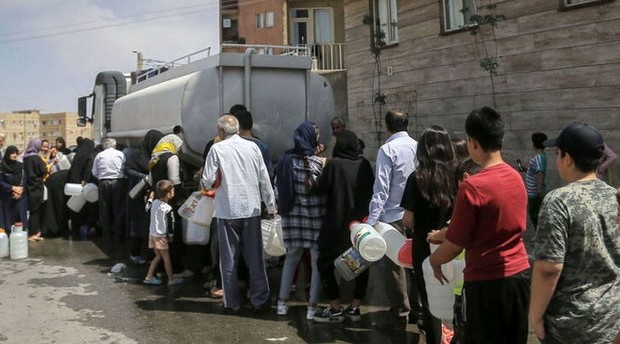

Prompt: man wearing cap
[{"left": 529, "top": 123, "right": 620, "bottom": 344}]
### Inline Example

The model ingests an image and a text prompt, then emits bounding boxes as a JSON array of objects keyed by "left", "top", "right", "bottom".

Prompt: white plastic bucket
[
  {"left": 374, "top": 222, "right": 407, "bottom": 265},
  {"left": 56, "top": 153, "right": 71, "bottom": 170},
  {"left": 81, "top": 183, "right": 98, "bottom": 203},
  {"left": 10, "top": 223, "right": 28, "bottom": 260},
  {"left": 182, "top": 218, "right": 210, "bottom": 245},
  {"left": 349, "top": 222, "right": 387, "bottom": 262},
  {"left": 67, "top": 194, "right": 87, "bottom": 212},
  {"left": 190, "top": 195, "right": 215, "bottom": 227},
  {"left": 422, "top": 244, "right": 454, "bottom": 320},
  {"left": 261, "top": 215, "right": 286, "bottom": 257},
  {"left": 0, "top": 230, "right": 9, "bottom": 258},
  {"left": 64, "top": 183, "right": 84, "bottom": 196}
]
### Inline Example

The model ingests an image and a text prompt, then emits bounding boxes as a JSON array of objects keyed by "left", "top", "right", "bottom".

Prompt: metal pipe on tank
[{"left": 244, "top": 48, "right": 257, "bottom": 112}]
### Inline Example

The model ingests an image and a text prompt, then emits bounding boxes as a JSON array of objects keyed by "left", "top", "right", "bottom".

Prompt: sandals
[
  {"left": 209, "top": 287, "right": 224, "bottom": 299},
  {"left": 143, "top": 277, "right": 162, "bottom": 285}
]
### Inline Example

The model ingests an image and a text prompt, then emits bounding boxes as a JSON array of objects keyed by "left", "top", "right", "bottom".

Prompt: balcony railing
[
  {"left": 222, "top": 43, "right": 346, "bottom": 71},
  {"left": 135, "top": 47, "right": 212, "bottom": 83}
]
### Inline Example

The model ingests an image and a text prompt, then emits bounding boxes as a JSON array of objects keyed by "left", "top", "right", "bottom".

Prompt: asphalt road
[{"left": 0, "top": 237, "right": 426, "bottom": 344}]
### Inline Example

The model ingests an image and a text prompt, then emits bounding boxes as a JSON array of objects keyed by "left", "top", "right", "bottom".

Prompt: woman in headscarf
[
  {"left": 0, "top": 146, "right": 27, "bottom": 233},
  {"left": 275, "top": 121, "right": 325, "bottom": 320},
  {"left": 123, "top": 131, "right": 159, "bottom": 264},
  {"left": 67, "top": 138, "right": 96, "bottom": 237},
  {"left": 148, "top": 130, "right": 192, "bottom": 277},
  {"left": 23, "top": 138, "right": 48, "bottom": 241},
  {"left": 313, "top": 130, "right": 375, "bottom": 322}
]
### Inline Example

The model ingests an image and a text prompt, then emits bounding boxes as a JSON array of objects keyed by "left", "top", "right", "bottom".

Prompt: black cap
[{"left": 543, "top": 123, "right": 604, "bottom": 158}]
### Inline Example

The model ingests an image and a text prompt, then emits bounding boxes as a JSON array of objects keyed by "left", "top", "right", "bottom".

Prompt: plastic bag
[{"left": 261, "top": 215, "right": 286, "bottom": 256}]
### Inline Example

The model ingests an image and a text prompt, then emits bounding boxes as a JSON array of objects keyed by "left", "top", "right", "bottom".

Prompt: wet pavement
[
  {"left": 0, "top": 236, "right": 540, "bottom": 344},
  {"left": 1, "top": 237, "right": 423, "bottom": 344}
]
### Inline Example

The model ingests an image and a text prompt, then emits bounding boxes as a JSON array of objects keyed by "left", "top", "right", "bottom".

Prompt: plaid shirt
[{"left": 281, "top": 155, "right": 325, "bottom": 249}]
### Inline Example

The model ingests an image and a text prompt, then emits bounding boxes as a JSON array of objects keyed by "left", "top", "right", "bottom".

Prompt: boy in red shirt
[{"left": 429, "top": 106, "right": 530, "bottom": 344}]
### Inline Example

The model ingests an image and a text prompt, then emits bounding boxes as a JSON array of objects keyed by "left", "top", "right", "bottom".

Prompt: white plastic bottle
[
  {"left": 349, "top": 222, "right": 387, "bottom": 262},
  {"left": 10, "top": 222, "right": 28, "bottom": 260},
  {"left": 422, "top": 244, "right": 454, "bottom": 320},
  {"left": 0, "top": 228, "right": 9, "bottom": 258},
  {"left": 373, "top": 221, "right": 408, "bottom": 266}
]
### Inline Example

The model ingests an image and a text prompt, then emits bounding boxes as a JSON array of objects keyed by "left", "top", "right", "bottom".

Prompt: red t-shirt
[{"left": 445, "top": 162, "right": 530, "bottom": 281}]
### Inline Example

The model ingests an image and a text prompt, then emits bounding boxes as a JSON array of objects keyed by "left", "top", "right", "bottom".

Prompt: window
[
  {"left": 443, "top": 0, "right": 477, "bottom": 32},
  {"left": 289, "top": 8, "right": 334, "bottom": 45},
  {"left": 559, "top": 0, "right": 614, "bottom": 10},
  {"left": 374, "top": 0, "right": 399, "bottom": 45},
  {"left": 255, "top": 13, "right": 265, "bottom": 29},
  {"left": 266, "top": 11, "right": 274, "bottom": 28}
]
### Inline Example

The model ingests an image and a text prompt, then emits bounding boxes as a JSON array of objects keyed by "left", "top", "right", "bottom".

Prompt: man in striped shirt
[{"left": 524, "top": 132, "right": 548, "bottom": 229}]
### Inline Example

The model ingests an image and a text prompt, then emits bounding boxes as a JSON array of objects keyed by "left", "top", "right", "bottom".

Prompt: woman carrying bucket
[
  {"left": 400, "top": 126, "right": 457, "bottom": 344},
  {"left": 314, "top": 130, "right": 374, "bottom": 323}
]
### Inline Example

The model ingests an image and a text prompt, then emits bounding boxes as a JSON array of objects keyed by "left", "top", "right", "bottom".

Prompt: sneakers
[
  {"left": 143, "top": 277, "right": 162, "bottom": 285},
  {"left": 173, "top": 269, "right": 194, "bottom": 278},
  {"left": 344, "top": 306, "right": 361, "bottom": 322},
  {"left": 276, "top": 300, "right": 288, "bottom": 316},
  {"left": 306, "top": 306, "right": 318, "bottom": 320},
  {"left": 313, "top": 307, "right": 344, "bottom": 323}
]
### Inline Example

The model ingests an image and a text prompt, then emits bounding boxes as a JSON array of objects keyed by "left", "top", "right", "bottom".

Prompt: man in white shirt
[
  {"left": 91, "top": 138, "right": 126, "bottom": 240},
  {"left": 202, "top": 114, "right": 277, "bottom": 312},
  {"left": 367, "top": 110, "right": 418, "bottom": 326}
]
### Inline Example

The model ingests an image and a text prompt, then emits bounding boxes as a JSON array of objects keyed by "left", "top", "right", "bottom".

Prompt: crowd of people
[{"left": 0, "top": 105, "right": 618, "bottom": 344}]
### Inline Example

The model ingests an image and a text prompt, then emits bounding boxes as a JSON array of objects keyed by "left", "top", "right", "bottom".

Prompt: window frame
[
  {"left": 440, "top": 0, "right": 478, "bottom": 35},
  {"left": 289, "top": 7, "right": 334, "bottom": 45},
  {"left": 558, "top": 0, "right": 614, "bottom": 11},
  {"left": 266, "top": 11, "right": 274, "bottom": 28},
  {"left": 255, "top": 12, "right": 265, "bottom": 29},
  {"left": 373, "top": 0, "right": 399, "bottom": 47}
]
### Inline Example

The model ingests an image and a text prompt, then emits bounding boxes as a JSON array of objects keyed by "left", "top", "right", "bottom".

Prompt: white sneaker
[
  {"left": 277, "top": 300, "right": 288, "bottom": 316},
  {"left": 306, "top": 306, "right": 318, "bottom": 320}
]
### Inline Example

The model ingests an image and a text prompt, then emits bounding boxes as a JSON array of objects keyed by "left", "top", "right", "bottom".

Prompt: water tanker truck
[{"left": 77, "top": 45, "right": 336, "bottom": 172}]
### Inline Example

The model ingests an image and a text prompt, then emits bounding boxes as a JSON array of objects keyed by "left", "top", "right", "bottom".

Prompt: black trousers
[
  {"left": 98, "top": 179, "right": 126, "bottom": 239},
  {"left": 463, "top": 272, "right": 530, "bottom": 344}
]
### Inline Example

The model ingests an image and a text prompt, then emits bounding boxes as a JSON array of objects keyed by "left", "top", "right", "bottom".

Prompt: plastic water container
[
  {"left": 64, "top": 183, "right": 84, "bottom": 196},
  {"left": 67, "top": 194, "right": 87, "bottom": 212},
  {"left": 374, "top": 222, "right": 408, "bottom": 265},
  {"left": 191, "top": 194, "right": 215, "bottom": 227},
  {"left": 178, "top": 192, "right": 202, "bottom": 220},
  {"left": 261, "top": 215, "right": 286, "bottom": 256},
  {"left": 334, "top": 247, "right": 369, "bottom": 281},
  {"left": 397, "top": 238, "right": 413, "bottom": 269},
  {"left": 129, "top": 176, "right": 150, "bottom": 200},
  {"left": 182, "top": 218, "right": 210, "bottom": 245},
  {"left": 422, "top": 244, "right": 454, "bottom": 320},
  {"left": 349, "top": 222, "right": 387, "bottom": 262},
  {"left": 10, "top": 222, "right": 28, "bottom": 260},
  {"left": 56, "top": 153, "right": 71, "bottom": 170},
  {"left": 0, "top": 229, "right": 9, "bottom": 258},
  {"left": 452, "top": 255, "right": 466, "bottom": 296},
  {"left": 81, "top": 183, "right": 99, "bottom": 203}
]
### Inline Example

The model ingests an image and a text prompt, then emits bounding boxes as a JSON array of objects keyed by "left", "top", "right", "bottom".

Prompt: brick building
[{"left": 0, "top": 110, "right": 91, "bottom": 152}]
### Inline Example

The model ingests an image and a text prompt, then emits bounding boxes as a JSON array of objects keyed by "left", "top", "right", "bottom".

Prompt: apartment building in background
[
  {"left": 220, "top": 0, "right": 346, "bottom": 70},
  {"left": 0, "top": 110, "right": 91, "bottom": 152}
]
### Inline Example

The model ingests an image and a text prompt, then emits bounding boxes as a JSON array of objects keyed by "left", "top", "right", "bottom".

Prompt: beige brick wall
[{"left": 344, "top": 0, "right": 620, "bottom": 188}]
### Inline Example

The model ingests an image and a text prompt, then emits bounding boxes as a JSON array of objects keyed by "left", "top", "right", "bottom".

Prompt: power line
[
  {"left": 0, "top": 3, "right": 218, "bottom": 44},
  {"left": 0, "top": 2, "right": 216, "bottom": 38}
]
